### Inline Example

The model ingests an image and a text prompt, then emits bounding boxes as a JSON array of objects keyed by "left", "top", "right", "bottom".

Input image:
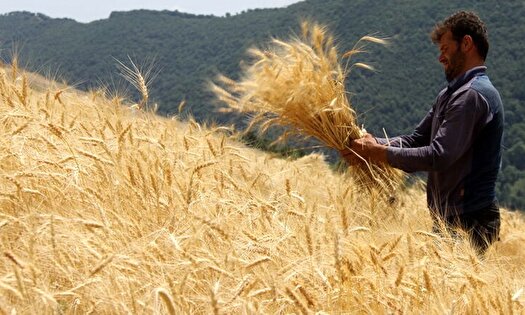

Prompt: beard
[{"left": 445, "top": 48, "right": 467, "bottom": 82}]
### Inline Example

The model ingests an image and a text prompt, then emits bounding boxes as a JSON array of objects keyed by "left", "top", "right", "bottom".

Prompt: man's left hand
[{"left": 350, "top": 134, "right": 388, "bottom": 164}]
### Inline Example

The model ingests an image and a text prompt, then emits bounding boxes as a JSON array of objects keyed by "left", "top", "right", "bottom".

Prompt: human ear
[{"left": 462, "top": 35, "right": 474, "bottom": 51}]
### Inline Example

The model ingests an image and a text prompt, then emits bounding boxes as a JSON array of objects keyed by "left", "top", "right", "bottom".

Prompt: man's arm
[
  {"left": 355, "top": 90, "right": 490, "bottom": 173},
  {"left": 375, "top": 106, "right": 434, "bottom": 148},
  {"left": 340, "top": 105, "right": 434, "bottom": 165}
]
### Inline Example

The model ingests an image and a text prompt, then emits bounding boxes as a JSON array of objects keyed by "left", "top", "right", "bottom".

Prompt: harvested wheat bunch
[{"left": 212, "top": 21, "right": 403, "bottom": 192}]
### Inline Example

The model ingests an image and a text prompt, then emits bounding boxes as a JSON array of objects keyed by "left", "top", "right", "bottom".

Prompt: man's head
[{"left": 431, "top": 11, "right": 489, "bottom": 81}]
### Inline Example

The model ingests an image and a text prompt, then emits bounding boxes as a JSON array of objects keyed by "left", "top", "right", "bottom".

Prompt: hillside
[
  {"left": 1, "top": 62, "right": 525, "bottom": 312},
  {"left": 1, "top": 0, "right": 524, "bottom": 210}
]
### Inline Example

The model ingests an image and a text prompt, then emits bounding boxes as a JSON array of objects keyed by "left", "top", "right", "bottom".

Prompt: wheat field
[{"left": 0, "top": 63, "right": 524, "bottom": 314}]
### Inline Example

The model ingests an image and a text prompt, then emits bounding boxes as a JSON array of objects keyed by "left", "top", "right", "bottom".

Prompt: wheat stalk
[
  {"left": 212, "top": 21, "right": 403, "bottom": 192},
  {"left": 115, "top": 56, "right": 158, "bottom": 111},
  {"left": 156, "top": 288, "right": 177, "bottom": 315}
]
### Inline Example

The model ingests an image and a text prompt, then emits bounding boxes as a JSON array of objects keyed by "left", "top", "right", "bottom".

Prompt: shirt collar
[{"left": 447, "top": 66, "right": 487, "bottom": 93}]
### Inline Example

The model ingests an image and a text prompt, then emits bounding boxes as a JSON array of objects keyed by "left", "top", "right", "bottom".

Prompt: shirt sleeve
[
  {"left": 386, "top": 89, "right": 490, "bottom": 173},
  {"left": 376, "top": 106, "right": 434, "bottom": 148}
]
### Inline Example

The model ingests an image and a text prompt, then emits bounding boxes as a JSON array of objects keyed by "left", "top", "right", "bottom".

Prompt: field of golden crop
[{"left": 0, "top": 63, "right": 524, "bottom": 314}]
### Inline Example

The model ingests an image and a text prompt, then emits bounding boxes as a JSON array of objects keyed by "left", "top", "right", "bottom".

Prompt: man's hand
[
  {"left": 339, "top": 133, "right": 388, "bottom": 165},
  {"left": 339, "top": 147, "right": 361, "bottom": 165},
  {"left": 351, "top": 133, "right": 378, "bottom": 157},
  {"left": 339, "top": 133, "right": 377, "bottom": 165}
]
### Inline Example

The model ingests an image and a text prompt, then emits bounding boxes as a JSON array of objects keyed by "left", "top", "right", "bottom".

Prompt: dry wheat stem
[{"left": 212, "top": 21, "right": 403, "bottom": 192}]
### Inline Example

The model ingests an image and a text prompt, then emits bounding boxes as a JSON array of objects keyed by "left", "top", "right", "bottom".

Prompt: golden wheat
[
  {"left": 0, "top": 62, "right": 523, "bottom": 314},
  {"left": 115, "top": 56, "right": 154, "bottom": 110},
  {"left": 212, "top": 21, "right": 403, "bottom": 193}
]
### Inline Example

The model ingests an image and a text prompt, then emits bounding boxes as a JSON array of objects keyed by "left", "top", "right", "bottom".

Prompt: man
[{"left": 341, "top": 11, "right": 504, "bottom": 255}]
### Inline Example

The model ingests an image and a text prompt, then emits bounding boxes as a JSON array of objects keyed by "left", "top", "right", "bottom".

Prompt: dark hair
[{"left": 431, "top": 11, "right": 489, "bottom": 60}]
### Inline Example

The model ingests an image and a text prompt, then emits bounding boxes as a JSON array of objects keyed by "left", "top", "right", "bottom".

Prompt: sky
[{"left": 0, "top": 0, "right": 302, "bottom": 23}]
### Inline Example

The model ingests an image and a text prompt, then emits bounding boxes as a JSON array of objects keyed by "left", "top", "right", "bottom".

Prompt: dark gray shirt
[{"left": 378, "top": 66, "right": 504, "bottom": 217}]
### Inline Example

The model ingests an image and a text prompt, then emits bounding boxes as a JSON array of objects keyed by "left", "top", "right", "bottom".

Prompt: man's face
[{"left": 438, "top": 30, "right": 466, "bottom": 82}]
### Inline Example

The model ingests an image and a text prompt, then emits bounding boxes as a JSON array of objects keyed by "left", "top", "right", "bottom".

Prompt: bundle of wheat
[{"left": 212, "top": 21, "right": 403, "bottom": 192}]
